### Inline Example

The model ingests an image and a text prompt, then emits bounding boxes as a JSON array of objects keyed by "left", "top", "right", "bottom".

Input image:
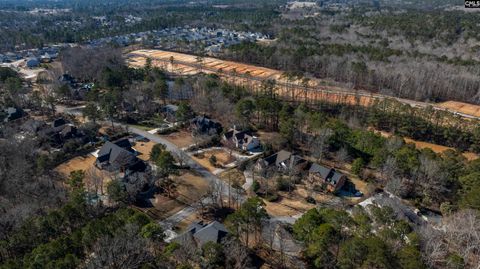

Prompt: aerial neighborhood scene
[{"left": 1, "top": 0, "right": 480, "bottom": 268}]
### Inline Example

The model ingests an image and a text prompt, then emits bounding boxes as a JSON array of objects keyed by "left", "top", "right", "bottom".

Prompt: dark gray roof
[
  {"left": 309, "top": 163, "right": 331, "bottom": 179},
  {"left": 193, "top": 221, "right": 228, "bottom": 246},
  {"left": 53, "top": 118, "right": 68, "bottom": 128},
  {"left": 174, "top": 221, "right": 228, "bottom": 247},
  {"left": 262, "top": 150, "right": 292, "bottom": 166},
  {"left": 224, "top": 128, "right": 255, "bottom": 145},
  {"left": 191, "top": 116, "right": 222, "bottom": 134},
  {"left": 97, "top": 139, "right": 138, "bottom": 170},
  {"left": 309, "top": 163, "right": 344, "bottom": 186},
  {"left": 3, "top": 107, "right": 24, "bottom": 122},
  {"left": 330, "top": 172, "right": 344, "bottom": 185}
]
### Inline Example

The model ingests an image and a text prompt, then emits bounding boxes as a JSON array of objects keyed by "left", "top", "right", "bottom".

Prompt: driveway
[{"left": 58, "top": 108, "right": 294, "bottom": 228}]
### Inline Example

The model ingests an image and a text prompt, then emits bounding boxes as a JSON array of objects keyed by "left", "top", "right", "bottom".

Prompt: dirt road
[{"left": 127, "top": 49, "right": 480, "bottom": 120}]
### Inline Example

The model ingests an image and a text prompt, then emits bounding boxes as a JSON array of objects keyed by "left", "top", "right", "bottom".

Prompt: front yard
[
  {"left": 160, "top": 130, "right": 195, "bottom": 148},
  {"left": 191, "top": 148, "right": 236, "bottom": 173},
  {"left": 139, "top": 170, "right": 209, "bottom": 221},
  {"left": 218, "top": 168, "right": 246, "bottom": 187}
]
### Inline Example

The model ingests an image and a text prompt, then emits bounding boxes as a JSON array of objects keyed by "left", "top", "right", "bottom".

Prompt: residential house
[
  {"left": 173, "top": 221, "right": 229, "bottom": 247},
  {"left": 72, "top": 83, "right": 93, "bottom": 100},
  {"left": 38, "top": 118, "right": 84, "bottom": 147},
  {"left": 95, "top": 139, "right": 146, "bottom": 173},
  {"left": 190, "top": 115, "right": 222, "bottom": 136},
  {"left": 308, "top": 163, "right": 346, "bottom": 193},
  {"left": 26, "top": 58, "right": 40, "bottom": 68},
  {"left": 40, "top": 53, "right": 52, "bottom": 63},
  {"left": 255, "top": 150, "right": 309, "bottom": 175},
  {"left": 59, "top": 74, "right": 76, "bottom": 87},
  {"left": 2, "top": 107, "right": 25, "bottom": 123},
  {"left": 222, "top": 127, "right": 260, "bottom": 151},
  {"left": 163, "top": 104, "right": 178, "bottom": 123}
]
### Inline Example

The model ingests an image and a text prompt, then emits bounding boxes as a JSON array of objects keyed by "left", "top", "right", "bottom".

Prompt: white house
[{"left": 223, "top": 127, "right": 260, "bottom": 151}]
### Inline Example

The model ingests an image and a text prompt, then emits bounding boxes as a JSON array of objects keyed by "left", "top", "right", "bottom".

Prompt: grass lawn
[
  {"left": 192, "top": 149, "right": 236, "bottom": 172},
  {"left": 218, "top": 168, "right": 246, "bottom": 187},
  {"left": 140, "top": 170, "right": 209, "bottom": 221},
  {"left": 263, "top": 191, "right": 316, "bottom": 217},
  {"left": 160, "top": 130, "right": 195, "bottom": 148},
  {"left": 132, "top": 141, "right": 156, "bottom": 161},
  {"left": 55, "top": 154, "right": 113, "bottom": 194},
  {"left": 172, "top": 170, "right": 209, "bottom": 204}
]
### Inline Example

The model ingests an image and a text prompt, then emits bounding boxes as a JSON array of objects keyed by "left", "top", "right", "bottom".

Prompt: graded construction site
[{"left": 127, "top": 49, "right": 480, "bottom": 120}]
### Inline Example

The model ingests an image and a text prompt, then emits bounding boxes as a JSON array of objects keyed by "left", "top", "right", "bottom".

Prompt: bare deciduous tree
[{"left": 86, "top": 225, "right": 154, "bottom": 269}]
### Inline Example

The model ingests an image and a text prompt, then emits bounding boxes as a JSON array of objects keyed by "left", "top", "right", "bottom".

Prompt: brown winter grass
[
  {"left": 263, "top": 190, "right": 317, "bottom": 217},
  {"left": 55, "top": 155, "right": 96, "bottom": 177},
  {"left": 159, "top": 130, "right": 195, "bottom": 149},
  {"left": 141, "top": 170, "right": 209, "bottom": 221},
  {"left": 172, "top": 170, "right": 209, "bottom": 205},
  {"left": 191, "top": 149, "right": 236, "bottom": 172},
  {"left": 55, "top": 154, "right": 114, "bottom": 193},
  {"left": 132, "top": 141, "right": 157, "bottom": 161},
  {"left": 218, "top": 168, "right": 246, "bottom": 186}
]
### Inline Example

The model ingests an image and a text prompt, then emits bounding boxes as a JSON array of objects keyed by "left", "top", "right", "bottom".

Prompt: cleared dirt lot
[
  {"left": 191, "top": 149, "right": 236, "bottom": 172},
  {"left": 55, "top": 155, "right": 96, "bottom": 176},
  {"left": 127, "top": 49, "right": 480, "bottom": 121},
  {"left": 160, "top": 130, "right": 195, "bottom": 149},
  {"left": 374, "top": 129, "right": 478, "bottom": 161},
  {"left": 438, "top": 101, "right": 480, "bottom": 118}
]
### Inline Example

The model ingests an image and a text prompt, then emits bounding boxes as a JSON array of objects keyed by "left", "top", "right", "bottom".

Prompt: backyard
[{"left": 55, "top": 154, "right": 113, "bottom": 194}]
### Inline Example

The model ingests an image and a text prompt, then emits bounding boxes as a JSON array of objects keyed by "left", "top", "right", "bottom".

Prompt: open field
[
  {"left": 191, "top": 149, "right": 236, "bottom": 172},
  {"left": 127, "top": 49, "right": 480, "bottom": 121},
  {"left": 160, "top": 130, "right": 195, "bottom": 149}
]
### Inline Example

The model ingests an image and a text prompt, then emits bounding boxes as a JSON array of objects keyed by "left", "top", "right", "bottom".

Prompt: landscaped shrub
[{"left": 209, "top": 155, "right": 217, "bottom": 166}]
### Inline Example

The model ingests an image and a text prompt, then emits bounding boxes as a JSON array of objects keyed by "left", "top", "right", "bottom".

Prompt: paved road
[
  {"left": 124, "top": 125, "right": 246, "bottom": 228},
  {"left": 242, "top": 170, "right": 253, "bottom": 191},
  {"left": 58, "top": 105, "right": 243, "bottom": 227}
]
